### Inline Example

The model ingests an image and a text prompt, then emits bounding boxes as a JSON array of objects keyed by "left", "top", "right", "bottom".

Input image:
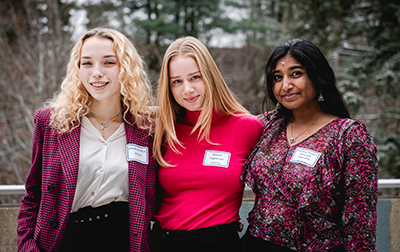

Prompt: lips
[
  {"left": 283, "top": 93, "right": 298, "bottom": 99},
  {"left": 185, "top": 95, "right": 199, "bottom": 103},
  {"left": 90, "top": 82, "right": 108, "bottom": 87}
]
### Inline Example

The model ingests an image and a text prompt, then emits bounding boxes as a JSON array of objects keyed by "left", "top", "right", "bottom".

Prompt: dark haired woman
[{"left": 241, "top": 39, "right": 378, "bottom": 251}]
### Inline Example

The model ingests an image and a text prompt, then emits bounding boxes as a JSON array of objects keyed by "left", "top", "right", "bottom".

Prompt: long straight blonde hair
[
  {"left": 48, "top": 28, "right": 153, "bottom": 133},
  {"left": 154, "top": 36, "right": 249, "bottom": 167}
]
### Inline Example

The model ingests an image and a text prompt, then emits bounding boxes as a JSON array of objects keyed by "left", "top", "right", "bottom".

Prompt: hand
[{"left": 238, "top": 221, "right": 244, "bottom": 232}]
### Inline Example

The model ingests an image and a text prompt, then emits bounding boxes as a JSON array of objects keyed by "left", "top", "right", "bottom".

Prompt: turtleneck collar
[{"left": 179, "top": 108, "right": 224, "bottom": 126}]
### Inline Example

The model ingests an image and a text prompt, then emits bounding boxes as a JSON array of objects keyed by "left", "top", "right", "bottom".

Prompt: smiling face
[
  {"left": 80, "top": 36, "right": 121, "bottom": 105},
  {"left": 272, "top": 55, "right": 318, "bottom": 113},
  {"left": 169, "top": 56, "right": 206, "bottom": 111}
]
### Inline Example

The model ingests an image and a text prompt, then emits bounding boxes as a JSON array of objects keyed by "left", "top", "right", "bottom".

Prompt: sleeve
[
  {"left": 144, "top": 133, "right": 157, "bottom": 250},
  {"left": 16, "top": 109, "right": 46, "bottom": 252},
  {"left": 241, "top": 111, "right": 273, "bottom": 192},
  {"left": 241, "top": 114, "right": 264, "bottom": 153},
  {"left": 340, "top": 121, "right": 378, "bottom": 251}
]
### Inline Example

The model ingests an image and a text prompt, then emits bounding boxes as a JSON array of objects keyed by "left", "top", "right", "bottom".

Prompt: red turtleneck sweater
[{"left": 154, "top": 109, "right": 263, "bottom": 231}]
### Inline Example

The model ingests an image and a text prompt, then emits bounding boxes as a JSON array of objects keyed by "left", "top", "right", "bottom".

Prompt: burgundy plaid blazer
[{"left": 17, "top": 108, "right": 156, "bottom": 252}]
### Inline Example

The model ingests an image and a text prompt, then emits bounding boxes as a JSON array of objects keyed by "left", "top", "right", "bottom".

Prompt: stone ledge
[
  {"left": 0, "top": 207, "right": 19, "bottom": 252},
  {"left": 2, "top": 198, "right": 399, "bottom": 252}
]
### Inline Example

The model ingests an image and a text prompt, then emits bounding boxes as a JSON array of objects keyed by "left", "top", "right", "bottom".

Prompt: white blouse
[{"left": 71, "top": 116, "right": 129, "bottom": 212}]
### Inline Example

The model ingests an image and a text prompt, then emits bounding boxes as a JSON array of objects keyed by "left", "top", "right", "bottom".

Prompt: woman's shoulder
[
  {"left": 331, "top": 117, "right": 375, "bottom": 146},
  {"left": 235, "top": 113, "right": 262, "bottom": 124},
  {"left": 34, "top": 107, "right": 52, "bottom": 125},
  {"left": 230, "top": 113, "right": 263, "bottom": 130},
  {"left": 124, "top": 111, "right": 155, "bottom": 136},
  {"left": 332, "top": 117, "right": 368, "bottom": 134},
  {"left": 256, "top": 109, "right": 284, "bottom": 125}
]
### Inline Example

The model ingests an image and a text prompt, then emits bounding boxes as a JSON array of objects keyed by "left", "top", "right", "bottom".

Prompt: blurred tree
[
  {"left": 225, "top": 0, "right": 284, "bottom": 47},
  {"left": 0, "top": 0, "right": 74, "bottom": 188}
]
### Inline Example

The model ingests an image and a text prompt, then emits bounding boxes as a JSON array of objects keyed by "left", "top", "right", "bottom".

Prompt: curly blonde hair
[
  {"left": 48, "top": 28, "right": 153, "bottom": 133},
  {"left": 154, "top": 36, "right": 249, "bottom": 167}
]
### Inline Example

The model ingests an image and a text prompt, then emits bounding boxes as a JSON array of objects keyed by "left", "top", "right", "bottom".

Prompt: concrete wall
[
  {"left": 1, "top": 199, "right": 399, "bottom": 252},
  {"left": 0, "top": 206, "right": 19, "bottom": 252}
]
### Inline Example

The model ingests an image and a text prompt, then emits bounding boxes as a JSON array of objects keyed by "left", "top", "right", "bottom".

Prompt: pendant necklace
[
  {"left": 290, "top": 112, "right": 322, "bottom": 144},
  {"left": 90, "top": 110, "right": 123, "bottom": 130}
]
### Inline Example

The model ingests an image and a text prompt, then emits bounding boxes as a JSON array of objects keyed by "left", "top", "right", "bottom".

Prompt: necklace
[
  {"left": 90, "top": 110, "right": 123, "bottom": 130},
  {"left": 290, "top": 112, "right": 322, "bottom": 144}
]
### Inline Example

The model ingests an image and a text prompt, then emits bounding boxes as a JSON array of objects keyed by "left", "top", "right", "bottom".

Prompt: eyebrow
[
  {"left": 272, "top": 65, "right": 303, "bottom": 74},
  {"left": 169, "top": 70, "right": 201, "bottom": 79},
  {"left": 81, "top": 55, "right": 117, "bottom": 59}
]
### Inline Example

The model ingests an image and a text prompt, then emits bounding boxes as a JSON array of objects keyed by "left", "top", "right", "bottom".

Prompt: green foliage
[
  {"left": 375, "top": 134, "right": 400, "bottom": 178},
  {"left": 224, "top": 0, "right": 285, "bottom": 47}
]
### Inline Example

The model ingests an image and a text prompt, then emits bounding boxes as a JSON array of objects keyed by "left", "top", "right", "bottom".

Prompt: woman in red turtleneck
[{"left": 151, "top": 37, "right": 263, "bottom": 252}]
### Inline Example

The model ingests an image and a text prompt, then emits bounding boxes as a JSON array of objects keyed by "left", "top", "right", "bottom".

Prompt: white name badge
[
  {"left": 203, "top": 150, "right": 231, "bottom": 168},
  {"left": 126, "top": 144, "right": 149, "bottom": 164},
  {"left": 290, "top": 147, "right": 321, "bottom": 167}
]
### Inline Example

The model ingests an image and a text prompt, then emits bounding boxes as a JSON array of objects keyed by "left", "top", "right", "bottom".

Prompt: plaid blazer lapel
[{"left": 58, "top": 125, "right": 81, "bottom": 202}]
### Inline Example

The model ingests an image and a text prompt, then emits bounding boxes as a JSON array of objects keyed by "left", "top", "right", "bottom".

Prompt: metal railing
[
  {"left": 0, "top": 185, "right": 26, "bottom": 195},
  {"left": 1, "top": 179, "right": 400, "bottom": 195},
  {"left": 376, "top": 179, "right": 400, "bottom": 188}
]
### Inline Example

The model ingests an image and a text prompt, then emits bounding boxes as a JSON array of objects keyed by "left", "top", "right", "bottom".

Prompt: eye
[
  {"left": 273, "top": 74, "right": 282, "bottom": 82},
  {"left": 171, "top": 79, "right": 182, "bottom": 85},
  {"left": 292, "top": 71, "right": 303, "bottom": 77},
  {"left": 105, "top": 61, "right": 116, "bottom": 65},
  {"left": 81, "top": 61, "right": 92, "bottom": 66},
  {"left": 192, "top": 75, "right": 201, "bottom": 80}
]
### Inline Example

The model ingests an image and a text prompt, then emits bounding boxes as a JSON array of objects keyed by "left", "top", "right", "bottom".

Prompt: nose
[
  {"left": 282, "top": 77, "right": 293, "bottom": 91},
  {"left": 182, "top": 81, "right": 195, "bottom": 94},
  {"left": 93, "top": 65, "right": 104, "bottom": 79}
]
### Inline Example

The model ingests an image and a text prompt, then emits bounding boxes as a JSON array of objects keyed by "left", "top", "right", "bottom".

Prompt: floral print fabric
[{"left": 242, "top": 110, "right": 378, "bottom": 251}]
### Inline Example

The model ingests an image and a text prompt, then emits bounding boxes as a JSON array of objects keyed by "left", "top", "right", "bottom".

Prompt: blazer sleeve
[
  {"left": 340, "top": 121, "right": 378, "bottom": 251},
  {"left": 145, "top": 133, "right": 156, "bottom": 225},
  {"left": 17, "top": 109, "right": 47, "bottom": 252}
]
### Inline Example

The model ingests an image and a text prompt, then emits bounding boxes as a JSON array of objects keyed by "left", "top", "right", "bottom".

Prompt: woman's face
[
  {"left": 80, "top": 36, "right": 121, "bottom": 104},
  {"left": 272, "top": 55, "right": 318, "bottom": 112},
  {"left": 168, "top": 56, "right": 205, "bottom": 111}
]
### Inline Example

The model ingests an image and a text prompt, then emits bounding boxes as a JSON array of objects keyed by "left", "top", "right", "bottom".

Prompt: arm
[
  {"left": 341, "top": 122, "right": 378, "bottom": 251},
  {"left": 17, "top": 109, "right": 46, "bottom": 252},
  {"left": 241, "top": 112, "right": 271, "bottom": 195},
  {"left": 143, "top": 134, "right": 157, "bottom": 251}
]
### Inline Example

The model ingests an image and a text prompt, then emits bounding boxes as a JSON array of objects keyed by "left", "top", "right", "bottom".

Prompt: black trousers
[
  {"left": 241, "top": 228, "right": 345, "bottom": 252},
  {"left": 59, "top": 202, "right": 129, "bottom": 252},
  {"left": 150, "top": 221, "right": 243, "bottom": 252}
]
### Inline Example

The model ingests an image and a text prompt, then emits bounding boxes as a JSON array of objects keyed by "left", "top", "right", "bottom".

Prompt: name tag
[
  {"left": 126, "top": 144, "right": 149, "bottom": 164},
  {"left": 203, "top": 150, "right": 231, "bottom": 168},
  {"left": 290, "top": 147, "right": 321, "bottom": 167}
]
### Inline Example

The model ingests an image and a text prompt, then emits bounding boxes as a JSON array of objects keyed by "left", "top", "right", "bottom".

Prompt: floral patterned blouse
[{"left": 242, "top": 110, "right": 378, "bottom": 251}]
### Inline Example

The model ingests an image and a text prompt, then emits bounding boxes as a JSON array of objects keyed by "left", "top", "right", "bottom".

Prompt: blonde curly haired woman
[
  {"left": 17, "top": 28, "right": 156, "bottom": 252},
  {"left": 151, "top": 36, "right": 263, "bottom": 252}
]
